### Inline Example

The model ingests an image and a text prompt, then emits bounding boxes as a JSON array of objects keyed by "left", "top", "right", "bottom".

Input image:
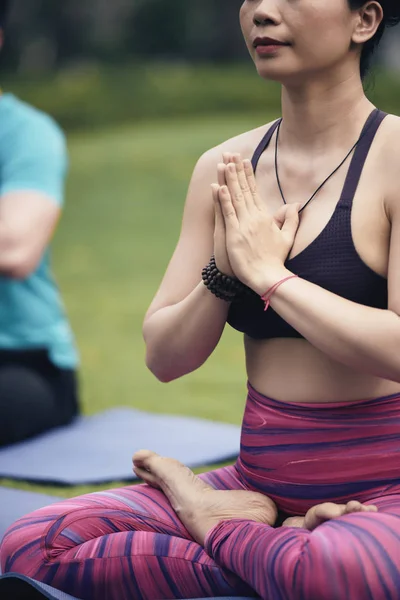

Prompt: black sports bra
[{"left": 227, "top": 109, "right": 388, "bottom": 339}]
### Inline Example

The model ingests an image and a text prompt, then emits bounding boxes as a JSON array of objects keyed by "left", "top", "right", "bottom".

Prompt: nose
[{"left": 253, "top": 1, "right": 279, "bottom": 26}]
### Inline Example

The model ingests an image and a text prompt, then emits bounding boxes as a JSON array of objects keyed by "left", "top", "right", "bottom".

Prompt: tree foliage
[{"left": 2, "top": 0, "right": 246, "bottom": 72}]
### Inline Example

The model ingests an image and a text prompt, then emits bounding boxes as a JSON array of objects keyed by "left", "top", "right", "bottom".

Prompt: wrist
[
  {"left": 202, "top": 255, "right": 256, "bottom": 303},
  {"left": 250, "top": 266, "right": 293, "bottom": 297}
]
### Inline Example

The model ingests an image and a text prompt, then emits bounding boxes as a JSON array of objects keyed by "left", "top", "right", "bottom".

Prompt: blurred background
[{"left": 1, "top": 1, "right": 399, "bottom": 496}]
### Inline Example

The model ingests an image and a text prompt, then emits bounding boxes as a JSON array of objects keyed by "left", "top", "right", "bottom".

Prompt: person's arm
[
  {"left": 218, "top": 156, "right": 400, "bottom": 384},
  {"left": 0, "top": 112, "right": 67, "bottom": 279},
  {"left": 253, "top": 263, "right": 400, "bottom": 383},
  {"left": 143, "top": 147, "right": 232, "bottom": 383}
]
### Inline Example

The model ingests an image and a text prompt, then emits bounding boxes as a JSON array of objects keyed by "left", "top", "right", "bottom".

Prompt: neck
[{"left": 279, "top": 69, "right": 375, "bottom": 153}]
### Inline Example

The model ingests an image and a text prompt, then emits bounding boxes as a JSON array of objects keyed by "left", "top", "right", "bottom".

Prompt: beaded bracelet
[{"left": 202, "top": 255, "right": 256, "bottom": 302}]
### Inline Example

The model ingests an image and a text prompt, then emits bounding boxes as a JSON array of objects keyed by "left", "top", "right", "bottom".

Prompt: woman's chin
[
  {"left": 255, "top": 66, "right": 291, "bottom": 85},
  {"left": 255, "top": 64, "right": 306, "bottom": 87}
]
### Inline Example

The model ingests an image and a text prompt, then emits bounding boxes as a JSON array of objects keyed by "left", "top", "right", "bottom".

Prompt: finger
[
  {"left": 243, "top": 159, "right": 263, "bottom": 210},
  {"left": 275, "top": 203, "right": 302, "bottom": 228},
  {"left": 224, "top": 163, "right": 248, "bottom": 219},
  {"left": 211, "top": 183, "right": 219, "bottom": 203},
  {"left": 233, "top": 154, "right": 253, "bottom": 209},
  {"left": 212, "top": 183, "right": 226, "bottom": 231},
  {"left": 219, "top": 153, "right": 236, "bottom": 186},
  {"left": 218, "top": 185, "right": 239, "bottom": 227},
  {"left": 281, "top": 203, "right": 301, "bottom": 240},
  {"left": 273, "top": 205, "right": 288, "bottom": 229},
  {"left": 218, "top": 163, "right": 227, "bottom": 187},
  {"left": 222, "top": 152, "right": 234, "bottom": 165}
]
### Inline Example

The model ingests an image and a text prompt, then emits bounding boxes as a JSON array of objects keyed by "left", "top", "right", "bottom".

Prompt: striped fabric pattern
[
  {"left": 1, "top": 385, "right": 400, "bottom": 599},
  {"left": 236, "top": 383, "right": 400, "bottom": 513}
]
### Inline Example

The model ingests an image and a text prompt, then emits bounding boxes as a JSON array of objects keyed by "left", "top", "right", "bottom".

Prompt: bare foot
[
  {"left": 282, "top": 501, "right": 378, "bottom": 530},
  {"left": 282, "top": 516, "right": 306, "bottom": 528},
  {"left": 133, "top": 450, "right": 277, "bottom": 545}
]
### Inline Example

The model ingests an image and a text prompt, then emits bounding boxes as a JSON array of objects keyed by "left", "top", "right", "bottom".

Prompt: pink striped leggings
[{"left": 1, "top": 384, "right": 400, "bottom": 599}]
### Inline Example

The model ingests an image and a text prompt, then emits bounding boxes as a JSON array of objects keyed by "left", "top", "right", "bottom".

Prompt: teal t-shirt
[{"left": 0, "top": 93, "right": 78, "bottom": 369}]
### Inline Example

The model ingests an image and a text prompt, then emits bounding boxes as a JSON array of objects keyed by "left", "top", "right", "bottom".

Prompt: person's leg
[
  {"left": 0, "top": 467, "right": 259, "bottom": 600},
  {"left": 48, "top": 366, "right": 80, "bottom": 427},
  {"left": 0, "top": 365, "right": 59, "bottom": 446},
  {"left": 129, "top": 452, "right": 400, "bottom": 600},
  {"left": 206, "top": 494, "right": 400, "bottom": 600},
  {"left": 0, "top": 350, "right": 79, "bottom": 447}
]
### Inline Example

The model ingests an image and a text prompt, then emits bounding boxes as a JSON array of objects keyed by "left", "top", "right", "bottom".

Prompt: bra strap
[
  {"left": 338, "top": 109, "right": 387, "bottom": 208},
  {"left": 251, "top": 119, "right": 281, "bottom": 172}
]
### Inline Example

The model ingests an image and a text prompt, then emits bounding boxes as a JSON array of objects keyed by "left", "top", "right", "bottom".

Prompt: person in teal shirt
[{"left": 0, "top": 1, "right": 80, "bottom": 446}]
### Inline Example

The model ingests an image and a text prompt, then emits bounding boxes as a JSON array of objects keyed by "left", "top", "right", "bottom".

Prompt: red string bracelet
[{"left": 261, "top": 275, "right": 298, "bottom": 312}]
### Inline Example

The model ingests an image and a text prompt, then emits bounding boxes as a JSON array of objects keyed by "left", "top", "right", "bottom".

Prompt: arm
[
  {"left": 0, "top": 113, "right": 67, "bottom": 279},
  {"left": 218, "top": 156, "right": 400, "bottom": 383},
  {"left": 254, "top": 264, "right": 400, "bottom": 383},
  {"left": 143, "top": 147, "right": 231, "bottom": 383},
  {"left": 0, "top": 192, "right": 61, "bottom": 278}
]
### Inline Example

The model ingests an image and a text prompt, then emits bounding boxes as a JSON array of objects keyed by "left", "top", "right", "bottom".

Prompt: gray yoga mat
[
  {"left": 0, "top": 408, "right": 241, "bottom": 486},
  {"left": 0, "top": 487, "right": 62, "bottom": 544}
]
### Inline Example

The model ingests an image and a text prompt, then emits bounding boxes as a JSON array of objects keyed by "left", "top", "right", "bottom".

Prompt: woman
[
  {"left": 1, "top": 1, "right": 400, "bottom": 599},
  {"left": 0, "top": 0, "right": 79, "bottom": 446}
]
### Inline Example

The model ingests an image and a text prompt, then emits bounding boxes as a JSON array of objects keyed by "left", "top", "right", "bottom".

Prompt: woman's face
[{"left": 239, "top": 0, "right": 361, "bottom": 83}]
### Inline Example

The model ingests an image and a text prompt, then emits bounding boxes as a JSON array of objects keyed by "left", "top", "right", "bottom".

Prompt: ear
[{"left": 352, "top": 1, "right": 384, "bottom": 45}]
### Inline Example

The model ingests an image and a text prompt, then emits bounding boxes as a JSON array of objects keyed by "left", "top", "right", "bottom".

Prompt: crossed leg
[
  {"left": 3, "top": 450, "right": 399, "bottom": 600},
  {"left": 0, "top": 463, "right": 272, "bottom": 600},
  {"left": 133, "top": 451, "right": 400, "bottom": 600}
]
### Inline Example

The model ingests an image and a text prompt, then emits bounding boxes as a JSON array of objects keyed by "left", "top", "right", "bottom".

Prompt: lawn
[{"left": 0, "top": 111, "right": 274, "bottom": 498}]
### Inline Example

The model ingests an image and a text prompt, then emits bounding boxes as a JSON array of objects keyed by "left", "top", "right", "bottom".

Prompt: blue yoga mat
[
  {"left": 0, "top": 408, "right": 241, "bottom": 486},
  {"left": 0, "top": 573, "right": 82, "bottom": 599},
  {"left": 0, "top": 487, "right": 62, "bottom": 543},
  {"left": 0, "top": 574, "right": 254, "bottom": 600}
]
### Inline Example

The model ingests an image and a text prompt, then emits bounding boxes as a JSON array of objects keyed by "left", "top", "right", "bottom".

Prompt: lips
[{"left": 253, "top": 37, "right": 289, "bottom": 48}]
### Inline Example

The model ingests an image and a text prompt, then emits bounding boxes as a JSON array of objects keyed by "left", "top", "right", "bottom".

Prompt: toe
[
  {"left": 346, "top": 501, "right": 363, "bottom": 513},
  {"left": 132, "top": 449, "right": 159, "bottom": 468},
  {"left": 364, "top": 505, "right": 378, "bottom": 513},
  {"left": 315, "top": 502, "right": 345, "bottom": 518},
  {"left": 133, "top": 466, "right": 161, "bottom": 488},
  {"left": 282, "top": 517, "right": 305, "bottom": 528}
]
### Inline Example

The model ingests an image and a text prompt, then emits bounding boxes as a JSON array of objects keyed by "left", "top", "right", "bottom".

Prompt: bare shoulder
[
  {"left": 379, "top": 114, "right": 400, "bottom": 215},
  {"left": 378, "top": 113, "right": 400, "bottom": 160},
  {"left": 196, "top": 120, "right": 277, "bottom": 173},
  {"left": 217, "top": 120, "right": 276, "bottom": 158}
]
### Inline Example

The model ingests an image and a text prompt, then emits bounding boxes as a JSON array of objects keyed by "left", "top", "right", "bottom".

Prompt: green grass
[
  {"left": 3, "top": 63, "right": 399, "bottom": 133},
  {"left": 0, "top": 111, "right": 275, "bottom": 499}
]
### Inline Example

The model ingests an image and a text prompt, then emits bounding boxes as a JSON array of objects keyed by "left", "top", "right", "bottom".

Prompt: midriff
[{"left": 245, "top": 336, "right": 400, "bottom": 404}]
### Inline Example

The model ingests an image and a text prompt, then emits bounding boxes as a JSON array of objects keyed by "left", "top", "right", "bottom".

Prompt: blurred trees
[
  {"left": 2, "top": 0, "right": 398, "bottom": 74},
  {"left": 2, "top": 0, "right": 246, "bottom": 73}
]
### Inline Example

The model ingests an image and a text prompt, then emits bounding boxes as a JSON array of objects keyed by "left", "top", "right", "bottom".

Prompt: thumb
[
  {"left": 281, "top": 203, "right": 301, "bottom": 238},
  {"left": 273, "top": 205, "right": 288, "bottom": 229}
]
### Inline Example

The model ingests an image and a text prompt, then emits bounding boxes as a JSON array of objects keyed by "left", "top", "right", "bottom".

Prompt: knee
[
  {"left": 0, "top": 516, "right": 48, "bottom": 576},
  {"left": 0, "top": 497, "right": 75, "bottom": 576},
  {"left": 0, "top": 366, "right": 52, "bottom": 413},
  {"left": 0, "top": 367, "right": 55, "bottom": 445},
  {"left": 301, "top": 512, "right": 400, "bottom": 599}
]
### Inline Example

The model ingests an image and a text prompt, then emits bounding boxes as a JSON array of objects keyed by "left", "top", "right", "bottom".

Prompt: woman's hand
[
  {"left": 211, "top": 153, "right": 237, "bottom": 277},
  {"left": 217, "top": 155, "right": 301, "bottom": 295}
]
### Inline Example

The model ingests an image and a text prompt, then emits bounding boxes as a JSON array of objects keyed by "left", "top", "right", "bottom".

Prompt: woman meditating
[{"left": 2, "top": 1, "right": 400, "bottom": 599}]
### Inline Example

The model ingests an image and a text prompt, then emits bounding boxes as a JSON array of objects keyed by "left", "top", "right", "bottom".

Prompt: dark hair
[
  {"left": 349, "top": 1, "right": 400, "bottom": 78},
  {"left": 0, "top": 0, "right": 9, "bottom": 28}
]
